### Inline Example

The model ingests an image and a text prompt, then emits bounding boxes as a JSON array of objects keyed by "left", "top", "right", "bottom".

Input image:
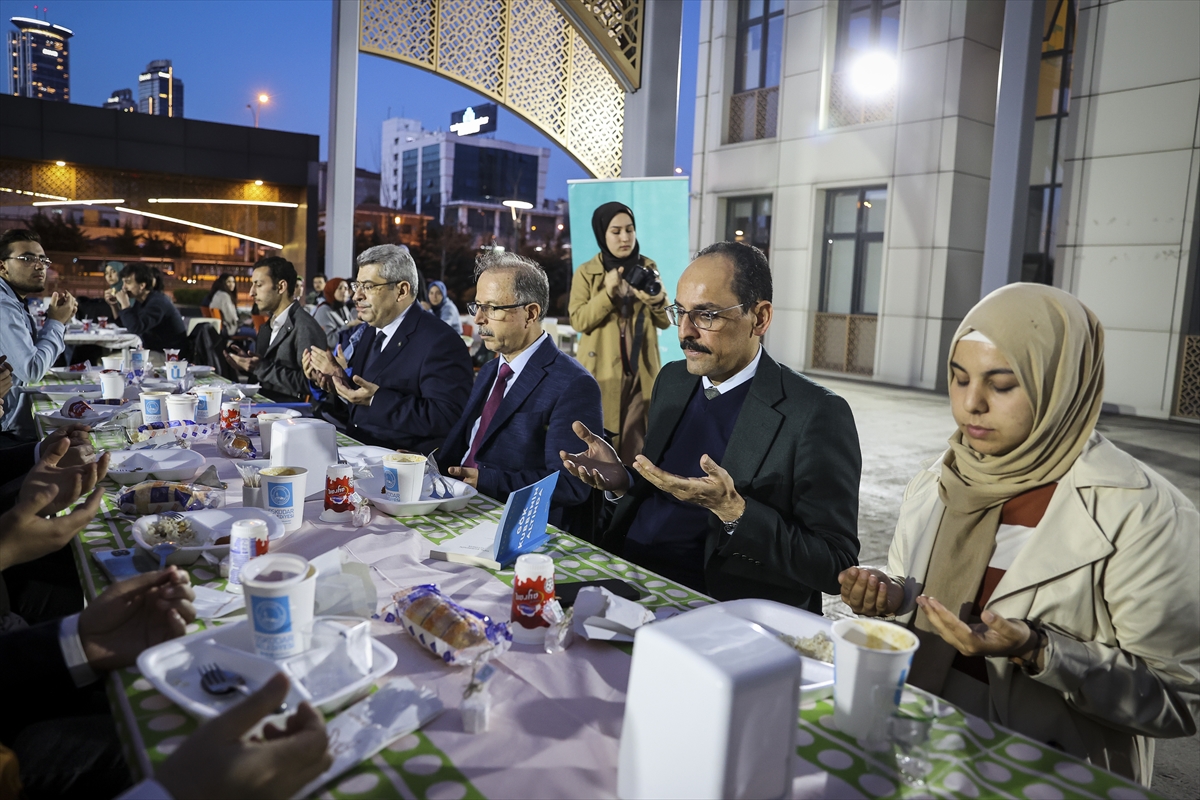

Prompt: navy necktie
[{"left": 363, "top": 331, "right": 386, "bottom": 374}]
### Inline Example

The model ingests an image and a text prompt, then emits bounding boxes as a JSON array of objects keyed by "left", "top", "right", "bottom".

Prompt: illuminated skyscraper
[
  {"left": 104, "top": 88, "right": 136, "bottom": 112},
  {"left": 138, "top": 59, "right": 184, "bottom": 117},
  {"left": 7, "top": 16, "right": 72, "bottom": 101}
]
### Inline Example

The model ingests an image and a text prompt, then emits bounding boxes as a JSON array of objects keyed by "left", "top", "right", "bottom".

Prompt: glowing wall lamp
[{"left": 848, "top": 51, "right": 898, "bottom": 97}]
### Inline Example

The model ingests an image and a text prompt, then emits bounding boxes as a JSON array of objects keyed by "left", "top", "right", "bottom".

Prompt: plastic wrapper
[
  {"left": 116, "top": 466, "right": 225, "bottom": 515},
  {"left": 383, "top": 584, "right": 511, "bottom": 666},
  {"left": 217, "top": 429, "right": 259, "bottom": 459},
  {"left": 134, "top": 419, "right": 218, "bottom": 443}
]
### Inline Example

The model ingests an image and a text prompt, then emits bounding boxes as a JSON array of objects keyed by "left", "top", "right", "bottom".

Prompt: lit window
[
  {"left": 729, "top": 0, "right": 784, "bottom": 143},
  {"left": 819, "top": 186, "right": 887, "bottom": 316},
  {"left": 724, "top": 195, "right": 773, "bottom": 257}
]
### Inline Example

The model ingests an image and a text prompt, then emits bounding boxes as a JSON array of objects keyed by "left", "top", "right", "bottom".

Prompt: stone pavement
[{"left": 813, "top": 374, "right": 1200, "bottom": 800}]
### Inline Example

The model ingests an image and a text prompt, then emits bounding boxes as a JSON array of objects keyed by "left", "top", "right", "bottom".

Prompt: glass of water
[{"left": 890, "top": 703, "right": 936, "bottom": 786}]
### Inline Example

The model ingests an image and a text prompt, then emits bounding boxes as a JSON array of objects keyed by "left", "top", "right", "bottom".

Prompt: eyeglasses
[
  {"left": 348, "top": 280, "right": 399, "bottom": 294},
  {"left": 665, "top": 303, "right": 746, "bottom": 330},
  {"left": 4, "top": 254, "right": 53, "bottom": 267},
  {"left": 466, "top": 301, "right": 528, "bottom": 319}
]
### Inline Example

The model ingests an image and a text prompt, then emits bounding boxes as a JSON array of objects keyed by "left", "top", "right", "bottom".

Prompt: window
[
  {"left": 828, "top": 0, "right": 900, "bottom": 128},
  {"left": 729, "top": 0, "right": 784, "bottom": 143},
  {"left": 819, "top": 186, "right": 886, "bottom": 315},
  {"left": 401, "top": 149, "right": 418, "bottom": 212},
  {"left": 724, "top": 195, "right": 773, "bottom": 257},
  {"left": 1023, "top": 0, "right": 1075, "bottom": 285},
  {"left": 421, "top": 144, "right": 440, "bottom": 219},
  {"left": 451, "top": 143, "right": 538, "bottom": 205}
]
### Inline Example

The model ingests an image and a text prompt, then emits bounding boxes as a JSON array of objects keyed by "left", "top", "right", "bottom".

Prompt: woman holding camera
[{"left": 570, "top": 202, "right": 669, "bottom": 464}]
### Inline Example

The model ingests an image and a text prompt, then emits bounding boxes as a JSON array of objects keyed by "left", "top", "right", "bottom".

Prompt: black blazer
[
  {"left": 253, "top": 302, "right": 328, "bottom": 401},
  {"left": 603, "top": 352, "right": 862, "bottom": 611},
  {"left": 345, "top": 305, "right": 473, "bottom": 453},
  {"left": 441, "top": 336, "right": 603, "bottom": 517}
]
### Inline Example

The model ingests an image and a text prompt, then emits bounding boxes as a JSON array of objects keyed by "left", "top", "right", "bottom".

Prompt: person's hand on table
[
  {"left": 632, "top": 453, "right": 745, "bottom": 523},
  {"left": 80, "top": 567, "right": 195, "bottom": 671},
  {"left": 46, "top": 291, "right": 77, "bottom": 324},
  {"left": 41, "top": 423, "right": 97, "bottom": 467},
  {"left": 839, "top": 567, "right": 905, "bottom": 617},
  {"left": 224, "top": 344, "right": 260, "bottom": 374},
  {"left": 333, "top": 373, "right": 378, "bottom": 406},
  {"left": 25, "top": 435, "right": 110, "bottom": 514},
  {"left": 446, "top": 466, "right": 478, "bottom": 488},
  {"left": 158, "top": 672, "right": 331, "bottom": 800},
  {"left": 915, "top": 595, "right": 1045, "bottom": 669},
  {"left": 0, "top": 479, "right": 104, "bottom": 570},
  {"left": 560, "top": 421, "right": 630, "bottom": 495}
]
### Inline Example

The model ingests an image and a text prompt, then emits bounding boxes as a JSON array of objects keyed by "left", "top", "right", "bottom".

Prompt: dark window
[
  {"left": 421, "top": 144, "right": 440, "bottom": 220},
  {"left": 401, "top": 150, "right": 419, "bottom": 212},
  {"left": 834, "top": 0, "right": 901, "bottom": 72},
  {"left": 724, "top": 195, "right": 773, "bottom": 258},
  {"left": 729, "top": 0, "right": 784, "bottom": 143},
  {"left": 450, "top": 144, "right": 538, "bottom": 205},
  {"left": 819, "top": 186, "right": 887, "bottom": 315}
]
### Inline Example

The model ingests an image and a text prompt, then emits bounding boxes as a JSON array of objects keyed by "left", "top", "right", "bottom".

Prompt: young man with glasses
[
  {"left": 438, "top": 252, "right": 602, "bottom": 529},
  {"left": 0, "top": 229, "right": 76, "bottom": 440},
  {"left": 561, "top": 241, "right": 862, "bottom": 610},
  {"left": 302, "top": 244, "right": 472, "bottom": 452}
]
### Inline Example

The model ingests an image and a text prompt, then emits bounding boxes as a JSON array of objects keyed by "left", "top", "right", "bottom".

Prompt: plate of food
[
  {"left": 107, "top": 448, "right": 207, "bottom": 484},
  {"left": 715, "top": 598, "right": 835, "bottom": 700},
  {"left": 356, "top": 473, "right": 477, "bottom": 517},
  {"left": 130, "top": 507, "right": 285, "bottom": 566},
  {"left": 49, "top": 365, "right": 97, "bottom": 380},
  {"left": 37, "top": 397, "right": 129, "bottom": 425}
]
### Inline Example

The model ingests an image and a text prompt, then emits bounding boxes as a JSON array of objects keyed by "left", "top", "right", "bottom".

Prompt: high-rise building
[
  {"left": 7, "top": 16, "right": 73, "bottom": 102},
  {"left": 104, "top": 88, "right": 136, "bottom": 112},
  {"left": 138, "top": 59, "right": 183, "bottom": 117}
]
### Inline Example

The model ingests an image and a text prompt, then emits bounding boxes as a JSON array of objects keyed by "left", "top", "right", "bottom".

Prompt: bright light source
[
  {"left": 501, "top": 200, "right": 533, "bottom": 210},
  {"left": 258, "top": 94, "right": 269, "bottom": 104},
  {"left": 848, "top": 51, "right": 898, "bottom": 97},
  {"left": 394, "top": 216, "right": 401, "bottom": 224},
  {"left": 863, "top": 201, "right": 872, "bottom": 208},
  {"left": 535, "top": 246, "right": 543, "bottom": 252},
  {"left": 54, "top": 160, "right": 66, "bottom": 166},
  {"left": 531, "top": 225, "right": 537, "bottom": 231},
  {"left": 32, "top": 199, "right": 124, "bottom": 207},
  {"left": 116, "top": 206, "right": 282, "bottom": 249},
  {"left": 735, "top": 230, "right": 744, "bottom": 236},
  {"left": 674, "top": 167, "right": 683, "bottom": 174},
  {"left": 148, "top": 198, "right": 299, "bottom": 208},
  {"left": 557, "top": 223, "right": 564, "bottom": 230},
  {"left": 254, "top": 180, "right": 264, "bottom": 186}
]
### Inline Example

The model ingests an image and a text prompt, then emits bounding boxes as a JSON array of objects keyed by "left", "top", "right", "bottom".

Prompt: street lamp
[{"left": 247, "top": 93, "right": 270, "bottom": 128}]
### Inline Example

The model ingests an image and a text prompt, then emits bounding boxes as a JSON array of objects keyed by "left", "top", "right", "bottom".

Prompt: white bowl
[
  {"left": 107, "top": 448, "right": 207, "bottom": 484},
  {"left": 131, "top": 507, "right": 285, "bottom": 566},
  {"left": 222, "top": 383, "right": 261, "bottom": 399}
]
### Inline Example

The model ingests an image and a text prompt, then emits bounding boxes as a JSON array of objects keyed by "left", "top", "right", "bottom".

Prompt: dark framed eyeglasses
[
  {"left": 4, "top": 254, "right": 53, "bottom": 267},
  {"left": 466, "top": 301, "right": 529, "bottom": 319},
  {"left": 348, "top": 280, "right": 400, "bottom": 294},
  {"left": 665, "top": 303, "right": 746, "bottom": 330}
]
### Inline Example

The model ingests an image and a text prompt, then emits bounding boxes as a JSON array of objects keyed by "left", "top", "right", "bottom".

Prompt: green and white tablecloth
[{"left": 25, "top": 377, "right": 1158, "bottom": 799}]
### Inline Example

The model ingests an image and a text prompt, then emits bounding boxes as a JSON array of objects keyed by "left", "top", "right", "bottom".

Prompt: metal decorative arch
[{"left": 358, "top": 0, "right": 642, "bottom": 179}]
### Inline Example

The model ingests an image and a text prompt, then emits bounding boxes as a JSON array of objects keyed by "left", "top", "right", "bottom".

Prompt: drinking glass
[{"left": 890, "top": 703, "right": 936, "bottom": 787}]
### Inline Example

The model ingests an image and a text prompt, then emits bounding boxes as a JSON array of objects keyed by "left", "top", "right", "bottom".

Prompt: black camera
[{"left": 622, "top": 260, "right": 661, "bottom": 297}]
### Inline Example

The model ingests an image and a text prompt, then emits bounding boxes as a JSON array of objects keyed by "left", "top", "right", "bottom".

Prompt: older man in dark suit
[
  {"left": 303, "top": 245, "right": 472, "bottom": 453},
  {"left": 441, "top": 252, "right": 602, "bottom": 526},
  {"left": 562, "top": 242, "right": 862, "bottom": 611}
]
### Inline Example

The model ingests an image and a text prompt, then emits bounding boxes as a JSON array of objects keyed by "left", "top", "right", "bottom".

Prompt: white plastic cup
[
  {"left": 101, "top": 354, "right": 124, "bottom": 370},
  {"left": 99, "top": 370, "right": 125, "bottom": 400},
  {"left": 130, "top": 348, "right": 147, "bottom": 373},
  {"left": 220, "top": 400, "right": 240, "bottom": 430},
  {"left": 164, "top": 349, "right": 181, "bottom": 362},
  {"left": 167, "top": 360, "right": 189, "bottom": 381},
  {"left": 192, "top": 386, "right": 223, "bottom": 422},
  {"left": 240, "top": 553, "right": 317, "bottom": 659},
  {"left": 831, "top": 618, "right": 920, "bottom": 742},
  {"left": 257, "top": 413, "right": 292, "bottom": 457},
  {"left": 227, "top": 517, "right": 271, "bottom": 587},
  {"left": 260, "top": 466, "right": 307, "bottom": 532},
  {"left": 382, "top": 453, "right": 426, "bottom": 503},
  {"left": 139, "top": 391, "right": 171, "bottom": 424},
  {"left": 511, "top": 553, "right": 556, "bottom": 644},
  {"left": 165, "top": 393, "right": 199, "bottom": 423}
]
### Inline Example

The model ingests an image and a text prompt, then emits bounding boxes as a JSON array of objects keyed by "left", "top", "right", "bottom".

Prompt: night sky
[{"left": 1, "top": 0, "right": 701, "bottom": 200}]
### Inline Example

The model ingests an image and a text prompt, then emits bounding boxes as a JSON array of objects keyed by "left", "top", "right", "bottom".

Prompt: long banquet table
[{"left": 26, "top": 377, "right": 1159, "bottom": 799}]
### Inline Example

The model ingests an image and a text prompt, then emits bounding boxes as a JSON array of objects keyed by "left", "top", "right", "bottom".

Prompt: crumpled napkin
[{"left": 571, "top": 586, "right": 655, "bottom": 642}]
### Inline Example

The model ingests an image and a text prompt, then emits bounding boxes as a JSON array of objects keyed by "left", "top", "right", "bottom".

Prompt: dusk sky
[{"left": 1, "top": 0, "right": 701, "bottom": 200}]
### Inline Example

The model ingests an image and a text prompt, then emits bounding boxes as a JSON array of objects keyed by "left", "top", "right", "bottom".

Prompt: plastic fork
[
  {"left": 425, "top": 452, "right": 453, "bottom": 499},
  {"left": 198, "top": 663, "right": 251, "bottom": 697}
]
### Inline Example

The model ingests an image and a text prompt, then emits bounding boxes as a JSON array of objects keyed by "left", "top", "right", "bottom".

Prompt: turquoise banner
[{"left": 567, "top": 177, "right": 690, "bottom": 365}]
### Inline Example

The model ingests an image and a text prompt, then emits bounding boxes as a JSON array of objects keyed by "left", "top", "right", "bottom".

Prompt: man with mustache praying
[{"left": 561, "top": 242, "right": 862, "bottom": 609}]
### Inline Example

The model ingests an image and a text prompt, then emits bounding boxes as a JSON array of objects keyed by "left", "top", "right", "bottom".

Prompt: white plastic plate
[
  {"left": 131, "top": 507, "right": 285, "bottom": 566},
  {"left": 715, "top": 598, "right": 836, "bottom": 700},
  {"left": 356, "top": 473, "right": 477, "bottom": 516},
  {"left": 49, "top": 366, "right": 97, "bottom": 380},
  {"left": 108, "top": 448, "right": 207, "bottom": 484}
]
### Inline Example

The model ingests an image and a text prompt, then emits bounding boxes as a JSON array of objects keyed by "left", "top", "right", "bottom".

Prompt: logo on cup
[
  {"left": 145, "top": 399, "right": 161, "bottom": 416},
  {"left": 384, "top": 468, "right": 399, "bottom": 493},
  {"left": 196, "top": 397, "right": 208, "bottom": 414},
  {"left": 269, "top": 483, "right": 293, "bottom": 508},
  {"left": 251, "top": 595, "right": 292, "bottom": 633}
]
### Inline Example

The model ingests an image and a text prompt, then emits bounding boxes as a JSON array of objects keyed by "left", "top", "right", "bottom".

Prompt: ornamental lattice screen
[{"left": 359, "top": 0, "right": 635, "bottom": 179}]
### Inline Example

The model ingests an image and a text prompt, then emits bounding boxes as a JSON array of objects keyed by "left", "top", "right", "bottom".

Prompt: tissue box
[
  {"left": 617, "top": 604, "right": 802, "bottom": 800},
  {"left": 268, "top": 418, "right": 338, "bottom": 498}
]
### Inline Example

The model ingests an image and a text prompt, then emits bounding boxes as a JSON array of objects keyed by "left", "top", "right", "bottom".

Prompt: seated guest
[
  {"left": 105, "top": 263, "right": 188, "bottom": 357},
  {"left": 838, "top": 284, "right": 1199, "bottom": 786},
  {"left": 303, "top": 245, "right": 472, "bottom": 453},
  {"left": 225, "top": 256, "right": 326, "bottom": 402},
  {"left": 305, "top": 274, "right": 326, "bottom": 306},
  {"left": 0, "top": 229, "right": 74, "bottom": 440},
  {"left": 203, "top": 273, "right": 241, "bottom": 336},
  {"left": 424, "top": 279, "right": 463, "bottom": 334},
  {"left": 313, "top": 277, "right": 359, "bottom": 348},
  {"left": 562, "top": 242, "right": 861, "bottom": 609},
  {"left": 441, "top": 253, "right": 602, "bottom": 524}
]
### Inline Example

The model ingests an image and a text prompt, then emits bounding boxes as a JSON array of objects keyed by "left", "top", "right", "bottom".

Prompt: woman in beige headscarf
[{"left": 838, "top": 283, "right": 1198, "bottom": 786}]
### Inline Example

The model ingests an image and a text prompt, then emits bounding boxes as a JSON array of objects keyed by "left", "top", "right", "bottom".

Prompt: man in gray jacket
[{"left": 0, "top": 229, "right": 75, "bottom": 440}]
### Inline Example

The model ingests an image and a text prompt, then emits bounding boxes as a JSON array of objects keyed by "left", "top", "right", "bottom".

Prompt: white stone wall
[{"left": 1056, "top": 0, "right": 1200, "bottom": 418}]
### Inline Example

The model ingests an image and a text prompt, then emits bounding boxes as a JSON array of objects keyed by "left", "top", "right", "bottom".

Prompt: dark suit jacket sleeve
[
  {"left": 361, "top": 329, "right": 473, "bottom": 443},
  {"left": 0, "top": 620, "right": 79, "bottom": 740},
  {"left": 474, "top": 369, "right": 603, "bottom": 507},
  {"left": 717, "top": 392, "right": 861, "bottom": 595},
  {"left": 117, "top": 298, "right": 167, "bottom": 337}
]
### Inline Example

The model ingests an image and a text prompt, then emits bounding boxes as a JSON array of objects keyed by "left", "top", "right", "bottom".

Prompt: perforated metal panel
[{"left": 1175, "top": 335, "right": 1200, "bottom": 419}]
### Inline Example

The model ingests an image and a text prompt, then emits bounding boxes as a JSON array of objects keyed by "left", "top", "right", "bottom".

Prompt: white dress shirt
[
  {"left": 267, "top": 302, "right": 293, "bottom": 348},
  {"left": 463, "top": 332, "right": 549, "bottom": 464},
  {"left": 701, "top": 345, "right": 762, "bottom": 395}
]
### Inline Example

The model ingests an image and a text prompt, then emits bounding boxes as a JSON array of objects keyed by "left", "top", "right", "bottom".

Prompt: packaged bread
[
  {"left": 116, "top": 467, "right": 225, "bottom": 515},
  {"left": 385, "top": 584, "right": 511, "bottom": 665}
]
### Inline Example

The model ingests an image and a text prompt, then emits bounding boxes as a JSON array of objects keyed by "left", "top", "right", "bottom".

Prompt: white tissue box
[
  {"left": 268, "top": 418, "right": 338, "bottom": 498},
  {"left": 617, "top": 604, "right": 802, "bottom": 800}
]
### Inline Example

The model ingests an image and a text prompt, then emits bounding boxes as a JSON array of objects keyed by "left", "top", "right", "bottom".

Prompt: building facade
[
  {"left": 690, "top": 0, "right": 1199, "bottom": 420},
  {"left": 6, "top": 16, "right": 72, "bottom": 102},
  {"left": 104, "top": 88, "right": 136, "bottom": 112},
  {"left": 138, "top": 59, "right": 184, "bottom": 118}
]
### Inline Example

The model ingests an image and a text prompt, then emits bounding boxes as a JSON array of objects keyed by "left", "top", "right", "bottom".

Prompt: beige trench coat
[
  {"left": 568, "top": 253, "right": 670, "bottom": 434},
  {"left": 886, "top": 433, "right": 1199, "bottom": 785}
]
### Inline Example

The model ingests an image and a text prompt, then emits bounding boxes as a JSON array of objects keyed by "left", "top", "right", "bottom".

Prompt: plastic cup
[
  {"left": 831, "top": 618, "right": 919, "bottom": 742},
  {"left": 220, "top": 400, "right": 240, "bottom": 430},
  {"left": 139, "top": 391, "right": 171, "bottom": 424},
  {"left": 164, "top": 349, "right": 181, "bottom": 362},
  {"left": 101, "top": 354, "right": 124, "bottom": 370},
  {"left": 99, "top": 370, "right": 125, "bottom": 400},
  {"left": 382, "top": 453, "right": 426, "bottom": 503},
  {"left": 260, "top": 466, "right": 307, "bottom": 532},
  {"left": 166, "top": 393, "right": 199, "bottom": 423},
  {"left": 130, "top": 348, "right": 147, "bottom": 373},
  {"left": 227, "top": 517, "right": 271, "bottom": 587},
  {"left": 256, "top": 413, "right": 292, "bottom": 457},
  {"left": 192, "top": 386, "right": 223, "bottom": 422},
  {"left": 98, "top": 317, "right": 109, "bottom": 329},
  {"left": 240, "top": 553, "right": 317, "bottom": 659},
  {"left": 511, "top": 553, "right": 555, "bottom": 644},
  {"left": 167, "top": 360, "right": 189, "bottom": 381}
]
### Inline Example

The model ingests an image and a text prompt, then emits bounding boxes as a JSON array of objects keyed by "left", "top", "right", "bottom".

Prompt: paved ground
[{"left": 812, "top": 375, "right": 1200, "bottom": 799}]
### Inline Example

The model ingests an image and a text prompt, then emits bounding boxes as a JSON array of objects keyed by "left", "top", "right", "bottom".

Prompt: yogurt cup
[
  {"left": 240, "top": 553, "right": 317, "bottom": 659},
  {"left": 139, "top": 391, "right": 172, "bottom": 424},
  {"left": 382, "top": 453, "right": 426, "bottom": 503}
]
